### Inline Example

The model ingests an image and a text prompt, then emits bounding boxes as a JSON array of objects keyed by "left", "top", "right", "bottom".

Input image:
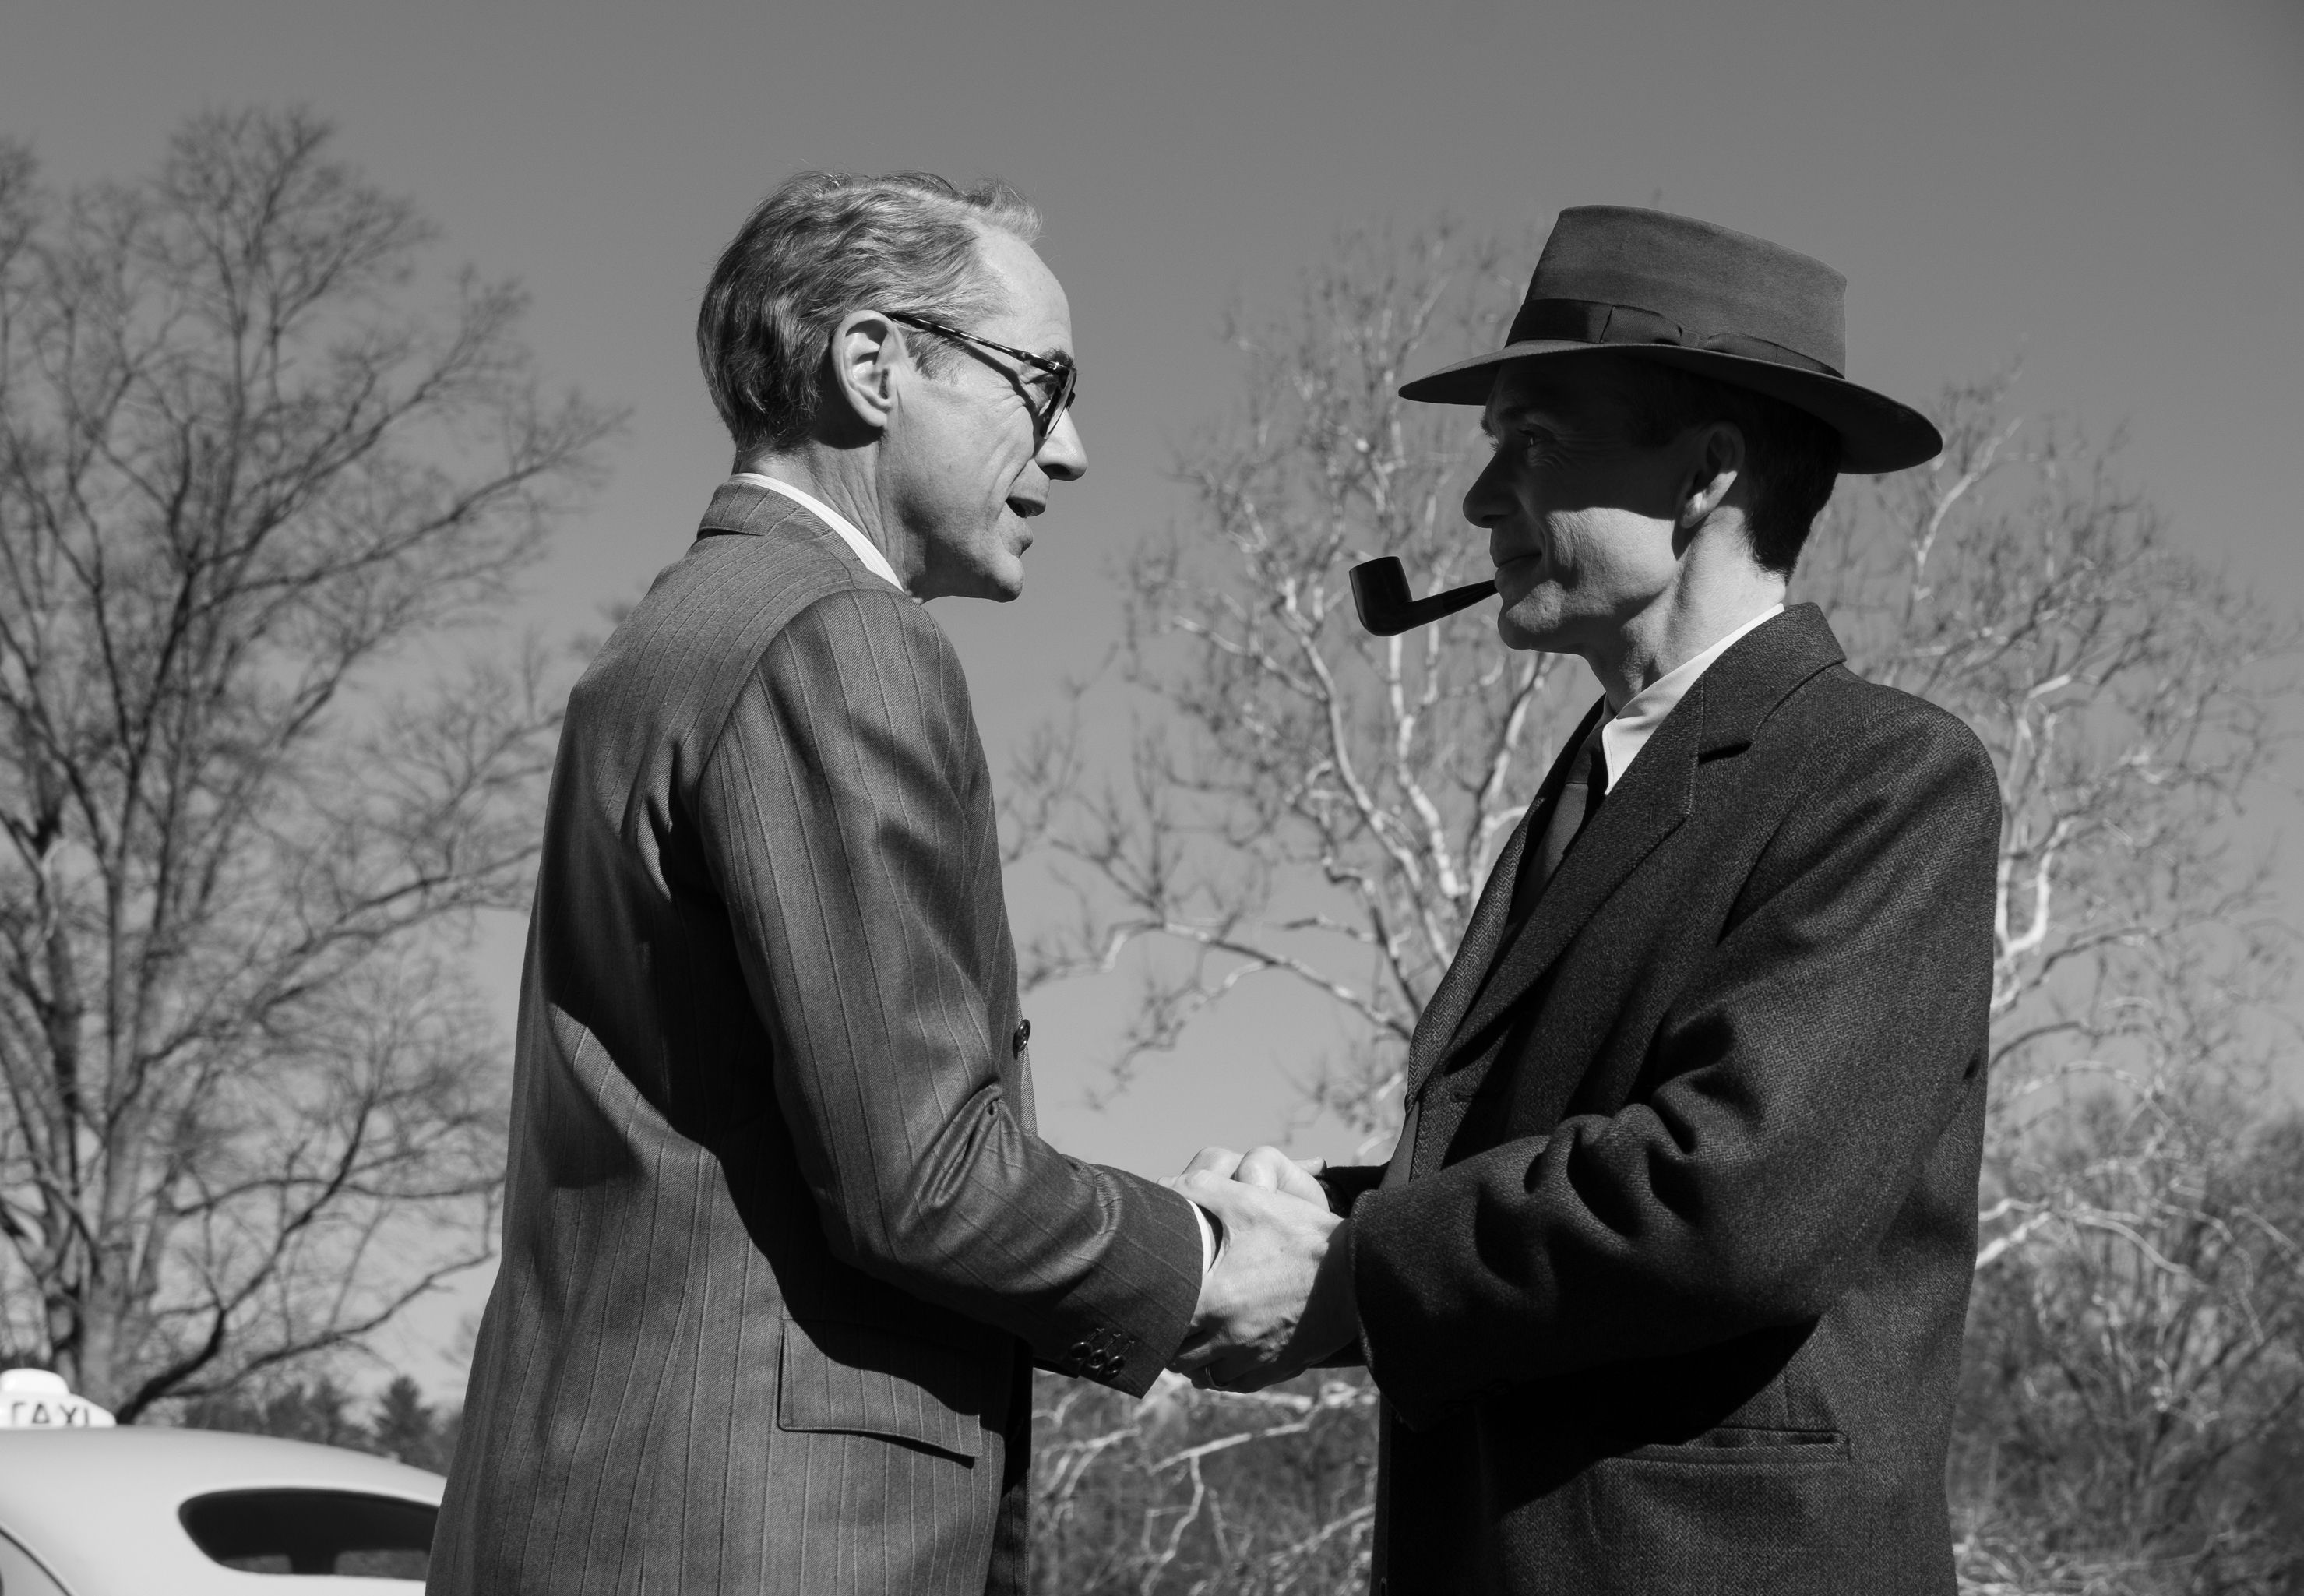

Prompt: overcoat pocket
[
  {"left": 1573, "top": 1429, "right": 1856, "bottom": 1594},
  {"left": 1621, "top": 1425, "right": 1849, "bottom": 1466},
  {"left": 776, "top": 1316, "right": 995, "bottom": 1463}
]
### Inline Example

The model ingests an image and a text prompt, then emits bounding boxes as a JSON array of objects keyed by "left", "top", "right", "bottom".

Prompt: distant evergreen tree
[
  {"left": 177, "top": 1372, "right": 460, "bottom": 1474},
  {"left": 181, "top": 1376, "right": 365, "bottom": 1450},
  {"left": 369, "top": 1376, "right": 459, "bottom": 1472}
]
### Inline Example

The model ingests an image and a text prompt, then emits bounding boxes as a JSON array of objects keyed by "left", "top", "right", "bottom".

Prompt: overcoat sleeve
[
  {"left": 694, "top": 587, "right": 1202, "bottom": 1395},
  {"left": 1348, "top": 706, "right": 1999, "bottom": 1427}
]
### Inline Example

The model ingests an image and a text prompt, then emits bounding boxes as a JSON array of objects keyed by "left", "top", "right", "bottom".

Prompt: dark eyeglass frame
[{"left": 886, "top": 311, "right": 1079, "bottom": 437}]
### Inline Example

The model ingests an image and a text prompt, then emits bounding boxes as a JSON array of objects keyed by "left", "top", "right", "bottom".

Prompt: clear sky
[{"left": 5, "top": 0, "right": 2299, "bottom": 1394}]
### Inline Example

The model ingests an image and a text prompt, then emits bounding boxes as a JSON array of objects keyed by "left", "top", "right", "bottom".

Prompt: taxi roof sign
[{"left": 0, "top": 1368, "right": 116, "bottom": 1429}]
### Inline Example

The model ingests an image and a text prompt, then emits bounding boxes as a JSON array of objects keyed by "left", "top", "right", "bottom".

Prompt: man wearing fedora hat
[{"left": 1171, "top": 207, "right": 2000, "bottom": 1594}]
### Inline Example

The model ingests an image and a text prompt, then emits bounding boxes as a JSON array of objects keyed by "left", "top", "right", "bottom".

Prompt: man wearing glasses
[{"left": 432, "top": 172, "right": 1269, "bottom": 1595}]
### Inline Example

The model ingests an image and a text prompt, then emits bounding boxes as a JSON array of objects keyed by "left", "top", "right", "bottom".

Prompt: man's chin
[
  {"left": 986, "top": 549, "right": 1027, "bottom": 601},
  {"left": 915, "top": 547, "right": 1026, "bottom": 603},
  {"left": 983, "top": 525, "right": 1031, "bottom": 601},
  {"left": 1496, "top": 605, "right": 1556, "bottom": 652},
  {"left": 964, "top": 562, "right": 1027, "bottom": 603}
]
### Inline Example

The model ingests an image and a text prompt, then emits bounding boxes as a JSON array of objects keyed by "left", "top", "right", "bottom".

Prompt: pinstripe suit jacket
[{"left": 430, "top": 482, "right": 1205, "bottom": 1596}]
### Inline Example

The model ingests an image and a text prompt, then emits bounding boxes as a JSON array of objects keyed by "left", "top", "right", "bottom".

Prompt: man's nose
[
  {"left": 1038, "top": 405, "right": 1087, "bottom": 481},
  {"left": 1461, "top": 453, "right": 1509, "bottom": 528}
]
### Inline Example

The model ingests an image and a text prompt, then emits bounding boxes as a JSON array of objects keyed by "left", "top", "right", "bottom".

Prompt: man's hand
[
  {"left": 1175, "top": 1143, "right": 1330, "bottom": 1204},
  {"left": 1235, "top": 1145, "right": 1330, "bottom": 1208},
  {"left": 1174, "top": 1145, "right": 1246, "bottom": 1182},
  {"left": 1167, "top": 1171, "right": 1356, "bottom": 1392}
]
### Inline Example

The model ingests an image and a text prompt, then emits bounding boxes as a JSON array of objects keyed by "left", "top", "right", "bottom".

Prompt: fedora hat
[{"left": 1400, "top": 206, "right": 1941, "bottom": 474}]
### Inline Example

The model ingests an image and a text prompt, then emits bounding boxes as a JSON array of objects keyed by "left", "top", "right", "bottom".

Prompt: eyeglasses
[{"left": 886, "top": 311, "right": 1080, "bottom": 438}]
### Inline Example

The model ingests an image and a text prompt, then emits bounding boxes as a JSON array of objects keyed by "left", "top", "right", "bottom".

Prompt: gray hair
[{"left": 697, "top": 171, "right": 1042, "bottom": 457}]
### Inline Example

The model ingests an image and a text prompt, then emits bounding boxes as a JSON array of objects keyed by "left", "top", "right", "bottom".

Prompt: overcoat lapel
[
  {"left": 1401, "top": 697, "right": 1609, "bottom": 1103},
  {"left": 1447, "top": 705, "right": 1698, "bottom": 1052},
  {"left": 1441, "top": 605, "right": 1853, "bottom": 1070}
]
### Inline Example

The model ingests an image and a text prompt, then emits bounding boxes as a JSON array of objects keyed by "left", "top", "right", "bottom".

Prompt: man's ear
[
  {"left": 1679, "top": 421, "right": 1746, "bottom": 528},
  {"left": 823, "top": 309, "right": 903, "bottom": 437}
]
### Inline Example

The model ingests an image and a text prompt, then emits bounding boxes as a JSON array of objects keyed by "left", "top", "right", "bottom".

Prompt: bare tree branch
[
  {"left": 1006, "top": 224, "right": 2304, "bottom": 1591},
  {"left": 0, "top": 109, "right": 621, "bottom": 1416}
]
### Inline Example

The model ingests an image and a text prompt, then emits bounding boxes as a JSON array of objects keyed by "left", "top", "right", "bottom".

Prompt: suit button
[{"left": 1012, "top": 1019, "right": 1032, "bottom": 1055}]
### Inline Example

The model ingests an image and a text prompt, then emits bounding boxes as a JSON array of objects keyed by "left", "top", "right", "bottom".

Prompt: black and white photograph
[{"left": 0, "top": 2, "right": 2299, "bottom": 1592}]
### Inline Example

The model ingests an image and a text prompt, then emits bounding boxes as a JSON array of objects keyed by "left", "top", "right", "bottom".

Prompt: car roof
[{"left": 0, "top": 1429, "right": 444, "bottom": 1593}]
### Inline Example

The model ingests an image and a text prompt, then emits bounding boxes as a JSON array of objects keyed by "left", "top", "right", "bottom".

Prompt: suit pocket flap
[{"left": 777, "top": 1316, "right": 987, "bottom": 1462}]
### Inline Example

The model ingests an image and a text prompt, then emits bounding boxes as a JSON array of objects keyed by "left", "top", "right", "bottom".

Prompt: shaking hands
[{"left": 1165, "top": 1145, "right": 1358, "bottom": 1392}]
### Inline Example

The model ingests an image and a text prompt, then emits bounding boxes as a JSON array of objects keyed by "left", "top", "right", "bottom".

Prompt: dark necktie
[
  {"left": 1510, "top": 731, "right": 1608, "bottom": 925},
  {"left": 1384, "top": 726, "right": 1612, "bottom": 1188}
]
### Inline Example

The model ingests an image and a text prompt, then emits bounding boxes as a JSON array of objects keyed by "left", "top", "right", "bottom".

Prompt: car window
[
  {"left": 178, "top": 1489, "right": 435, "bottom": 1580},
  {"left": 0, "top": 1526, "right": 71, "bottom": 1596}
]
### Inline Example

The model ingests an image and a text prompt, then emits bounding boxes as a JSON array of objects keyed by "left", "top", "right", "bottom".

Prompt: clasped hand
[{"left": 1164, "top": 1145, "right": 1356, "bottom": 1392}]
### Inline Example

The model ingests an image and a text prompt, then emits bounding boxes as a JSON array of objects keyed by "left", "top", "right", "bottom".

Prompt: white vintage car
[{"left": 0, "top": 1372, "right": 445, "bottom": 1592}]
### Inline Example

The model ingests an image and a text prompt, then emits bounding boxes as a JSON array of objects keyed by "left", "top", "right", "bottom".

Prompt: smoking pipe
[{"left": 1348, "top": 557, "right": 1498, "bottom": 636}]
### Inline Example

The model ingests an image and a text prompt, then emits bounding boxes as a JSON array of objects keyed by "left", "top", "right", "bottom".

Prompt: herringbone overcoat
[{"left": 1323, "top": 605, "right": 2001, "bottom": 1596}]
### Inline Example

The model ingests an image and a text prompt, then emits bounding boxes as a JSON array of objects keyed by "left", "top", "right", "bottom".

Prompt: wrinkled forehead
[{"left": 973, "top": 224, "right": 1074, "bottom": 358}]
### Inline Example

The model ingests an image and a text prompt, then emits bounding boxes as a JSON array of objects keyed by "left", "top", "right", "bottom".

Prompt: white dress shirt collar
[
  {"left": 1595, "top": 604, "right": 1784, "bottom": 792},
  {"left": 727, "top": 472, "right": 906, "bottom": 594}
]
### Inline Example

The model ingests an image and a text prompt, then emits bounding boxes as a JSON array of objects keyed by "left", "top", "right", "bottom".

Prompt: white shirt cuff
[{"left": 1192, "top": 1202, "right": 1221, "bottom": 1278}]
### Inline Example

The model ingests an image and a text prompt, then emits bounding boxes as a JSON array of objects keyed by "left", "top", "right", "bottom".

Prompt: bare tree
[
  {"left": 1805, "top": 376, "right": 2292, "bottom": 1087},
  {"left": 1815, "top": 393, "right": 2304, "bottom": 1591},
  {"left": 1010, "top": 224, "right": 2303, "bottom": 1591},
  {"left": 0, "top": 108, "right": 619, "bottom": 1418},
  {"left": 1031, "top": 1372, "right": 1377, "bottom": 1595},
  {"left": 1010, "top": 224, "right": 1550, "bottom": 1591},
  {"left": 1954, "top": 1073, "right": 2304, "bottom": 1594},
  {"left": 1008, "top": 223, "right": 1559, "bottom": 1143}
]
